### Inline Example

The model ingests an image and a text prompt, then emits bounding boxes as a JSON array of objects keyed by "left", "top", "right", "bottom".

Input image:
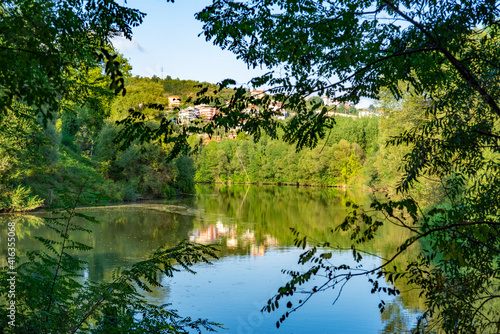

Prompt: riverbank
[
  {"left": 198, "top": 180, "right": 350, "bottom": 188},
  {"left": 0, "top": 145, "right": 193, "bottom": 213},
  {"left": 3, "top": 178, "right": 374, "bottom": 215}
]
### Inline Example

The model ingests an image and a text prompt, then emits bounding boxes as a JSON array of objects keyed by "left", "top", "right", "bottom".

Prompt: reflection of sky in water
[{"left": 158, "top": 248, "right": 418, "bottom": 334}]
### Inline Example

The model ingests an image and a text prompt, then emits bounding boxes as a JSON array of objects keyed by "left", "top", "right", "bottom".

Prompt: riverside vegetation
[
  {"left": 2, "top": 0, "right": 500, "bottom": 333},
  {"left": 0, "top": 74, "right": 227, "bottom": 212},
  {"left": 1, "top": 72, "right": 389, "bottom": 212}
]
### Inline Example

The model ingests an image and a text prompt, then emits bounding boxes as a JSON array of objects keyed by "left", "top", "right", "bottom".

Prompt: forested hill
[
  {"left": 0, "top": 74, "right": 433, "bottom": 212},
  {"left": 193, "top": 89, "right": 444, "bottom": 208},
  {"left": 139, "top": 75, "right": 234, "bottom": 107},
  {"left": 194, "top": 117, "right": 378, "bottom": 187},
  {"left": 0, "top": 75, "right": 230, "bottom": 212}
]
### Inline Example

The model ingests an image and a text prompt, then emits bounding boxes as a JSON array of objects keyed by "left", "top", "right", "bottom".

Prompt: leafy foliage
[
  {"left": 0, "top": 1, "right": 224, "bottom": 333},
  {"left": 196, "top": 0, "right": 500, "bottom": 332},
  {"left": 0, "top": 0, "right": 179, "bottom": 210},
  {"left": 0, "top": 103, "right": 56, "bottom": 211},
  {"left": 194, "top": 129, "right": 370, "bottom": 186},
  {"left": 0, "top": 0, "right": 143, "bottom": 121},
  {"left": 0, "top": 186, "right": 222, "bottom": 333}
]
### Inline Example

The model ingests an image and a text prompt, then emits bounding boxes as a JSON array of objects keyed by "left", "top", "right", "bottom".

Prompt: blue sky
[
  {"left": 112, "top": 0, "right": 266, "bottom": 85},
  {"left": 113, "top": 0, "right": 372, "bottom": 108}
]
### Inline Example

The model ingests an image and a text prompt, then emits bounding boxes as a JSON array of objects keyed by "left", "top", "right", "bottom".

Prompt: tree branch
[
  {"left": 307, "top": 47, "right": 439, "bottom": 95},
  {"left": 472, "top": 129, "right": 500, "bottom": 140},
  {"left": 381, "top": 0, "right": 500, "bottom": 118},
  {"left": 0, "top": 46, "right": 48, "bottom": 55}
]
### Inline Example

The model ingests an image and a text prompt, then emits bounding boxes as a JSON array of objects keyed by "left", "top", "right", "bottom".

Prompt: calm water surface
[{"left": 1, "top": 185, "right": 422, "bottom": 333}]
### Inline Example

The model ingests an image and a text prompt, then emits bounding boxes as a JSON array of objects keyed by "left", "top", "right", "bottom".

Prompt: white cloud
[
  {"left": 356, "top": 97, "right": 374, "bottom": 109},
  {"left": 111, "top": 35, "right": 145, "bottom": 53}
]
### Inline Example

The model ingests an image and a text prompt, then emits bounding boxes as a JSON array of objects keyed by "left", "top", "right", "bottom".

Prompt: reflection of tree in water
[
  {"left": 194, "top": 184, "right": 403, "bottom": 254},
  {"left": 196, "top": 184, "right": 425, "bottom": 327},
  {"left": 380, "top": 298, "right": 420, "bottom": 334},
  {"left": 0, "top": 214, "right": 44, "bottom": 240},
  {"left": 3, "top": 185, "right": 425, "bottom": 328},
  {"left": 0, "top": 214, "right": 44, "bottom": 267},
  {"left": 76, "top": 206, "right": 197, "bottom": 281},
  {"left": 194, "top": 184, "right": 356, "bottom": 246},
  {"left": 1, "top": 205, "right": 198, "bottom": 283}
]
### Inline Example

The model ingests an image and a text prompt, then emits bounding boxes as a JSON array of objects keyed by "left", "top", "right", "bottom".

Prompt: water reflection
[
  {"left": 0, "top": 184, "right": 421, "bottom": 333},
  {"left": 189, "top": 220, "right": 280, "bottom": 257}
]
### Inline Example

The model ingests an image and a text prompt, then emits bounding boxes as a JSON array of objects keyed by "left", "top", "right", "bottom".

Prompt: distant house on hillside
[
  {"left": 243, "top": 105, "right": 260, "bottom": 115},
  {"left": 359, "top": 110, "right": 385, "bottom": 117},
  {"left": 358, "top": 110, "right": 370, "bottom": 117},
  {"left": 250, "top": 90, "right": 265, "bottom": 99},
  {"left": 197, "top": 104, "right": 218, "bottom": 120},
  {"left": 270, "top": 101, "right": 282, "bottom": 112},
  {"left": 178, "top": 107, "right": 198, "bottom": 124},
  {"left": 168, "top": 95, "right": 181, "bottom": 107}
]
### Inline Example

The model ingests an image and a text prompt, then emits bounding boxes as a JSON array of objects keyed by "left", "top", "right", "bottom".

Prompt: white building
[
  {"left": 178, "top": 107, "right": 198, "bottom": 123},
  {"left": 358, "top": 110, "right": 385, "bottom": 117}
]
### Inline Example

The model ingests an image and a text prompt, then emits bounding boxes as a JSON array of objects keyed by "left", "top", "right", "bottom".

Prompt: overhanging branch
[{"left": 381, "top": 0, "right": 500, "bottom": 118}]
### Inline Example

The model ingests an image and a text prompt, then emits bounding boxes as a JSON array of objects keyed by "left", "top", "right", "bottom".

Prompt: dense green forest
[
  {"left": 2, "top": 0, "right": 500, "bottom": 332},
  {"left": 0, "top": 73, "right": 236, "bottom": 212},
  {"left": 1, "top": 71, "right": 425, "bottom": 213},
  {"left": 198, "top": 0, "right": 500, "bottom": 331},
  {"left": 193, "top": 87, "right": 444, "bottom": 209},
  {"left": 1, "top": 69, "right": 413, "bottom": 212}
]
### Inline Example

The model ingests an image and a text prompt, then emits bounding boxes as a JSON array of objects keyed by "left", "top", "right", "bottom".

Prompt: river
[{"left": 0, "top": 184, "right": 422, "bottom": 333}]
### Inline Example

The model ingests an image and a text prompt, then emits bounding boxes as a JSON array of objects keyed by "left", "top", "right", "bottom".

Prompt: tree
[
  {"left": 306, "top": 96, "right": 324, "bottom": 110},
  {"left": 196, "top": 0, "right": 500, "bottom": 332},
  {"left": 0, "top": 1, "right": 221, "bottom": 332},
  {"left": 0, "top": 103, "right": 45, "bottom": 211},
  {"left": 0, "top": 0, "right": 148, "bottom": 121},
  {"left": 0, "top": 0, "right": 149, "bottom": 210}
]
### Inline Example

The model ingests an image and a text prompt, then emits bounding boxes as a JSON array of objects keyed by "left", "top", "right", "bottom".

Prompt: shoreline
[
  {"left": 1, "top": 182, "right": 369, "bottom": 214},
  {"left": 198, "top": 181, "right": 350, "bottom": 189}
]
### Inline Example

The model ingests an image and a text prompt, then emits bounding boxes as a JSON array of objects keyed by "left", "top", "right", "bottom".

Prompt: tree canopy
[
  {"left": 0, "top": 2, "right": 225, "bottom": 333},
  {"left": 198, "top": 0, "right": 499, "bottom": 110},
  {"left": 0, "top": 0, "right": 149, "bottom": 121},
  {"left": 197, "top": 0, "right": 500, "bottom": 332},
  {"left": 2, "top": 0, "right": 500, "bottom": 331}
]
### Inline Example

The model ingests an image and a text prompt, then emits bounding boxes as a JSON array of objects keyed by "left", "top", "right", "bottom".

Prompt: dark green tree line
[{"left": 194, "top": 116, "right": 379, "bottom": 187}]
